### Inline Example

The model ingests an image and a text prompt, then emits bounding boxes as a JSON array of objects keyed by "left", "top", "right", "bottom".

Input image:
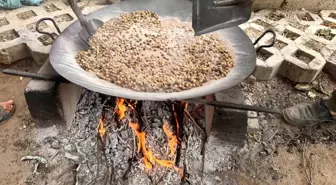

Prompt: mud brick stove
[{"left": 4, "top": 0, "right": 280, "bottom": 184}]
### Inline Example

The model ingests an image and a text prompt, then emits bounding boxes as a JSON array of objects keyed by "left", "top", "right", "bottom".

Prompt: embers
[{"left": 98, "top": 117, "right": 106, "bottom": 140}]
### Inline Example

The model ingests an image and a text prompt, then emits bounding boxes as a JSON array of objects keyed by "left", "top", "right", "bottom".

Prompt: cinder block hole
[
  {"left": 332, "top": 51, "right": 336, "bottom": 57},
  {"left": 274, "top": 40, "right": 288, "bottom": 50},
  {"left": 315, "top": 29, "right": 335, "bottom": 41},
  {"left": 0, "top": 17, "right": 9, "bottom": 27},
  {"left": 304, "top": 40, "right": 325, "bottom": 52},
  {"left": 16, "top": 10, "right": 37, "bottom": 20},
  {"left": 267, "top": 12, "right": 285, "bottom": 21},
  {"left": 244, "top": 27, "right": 262, "bottom": 39},
  {"left": 253, "top": 19, "right": 273, "bottom": 28},
  {"left": 38, "top": 33, "right": 58, "bottom": 46},
  {"left": 297, "top": 12, "right": 314, "bottom": 21},
  {"left": 44, "top": 4, "right": 60, "bottom": 13},
  {"left": 321, "top": 20, "right": 336, "bottom": 29},
  {"left": 282, "top": 29, "right": 300, "bottom": 40},
  {"left": 293, "top": 50, "right": 315, "bottom": 64},
  {"left": 26, "top": 21, "right": 49, "bottom": 32},
  {"left": 289, "top": 22, "right": 309, "bottom": 31},
  {"left": 257, "top": 49, "right": 273, "bottom": 61},
  {"left": 330, "top": 51, "right": 336, "bottom": 60},
  {"left": 0, "top": 29, "right": 20, "bottom": 42},
  {"left": 267, "top": 39, "right": 288, "bottom": 50},
  {"left": 54, "top": 14, "right": 74, "bottom": 23},
  {"left": 328, "top": 12, "right": 336, "bottom": 19}
]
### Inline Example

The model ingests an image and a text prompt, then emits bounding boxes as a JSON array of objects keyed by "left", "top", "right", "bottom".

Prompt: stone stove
[{"left": 23, "top": 59, "right": 248, "bottom": 185}]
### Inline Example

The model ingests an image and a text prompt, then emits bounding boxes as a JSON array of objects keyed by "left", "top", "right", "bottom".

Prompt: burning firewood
[
  {"left": 162, "top": 122, "right": 178, "bottom": 157},
  {"left": 128, "top": 121, "right": 179, "bottom": 171},
  {"left": 116, "top": 98, "right": 127, "bottom": 121},
  {"left": 72, "top": 91, "right": 214, "bottom": 184},
  {"left": 98, "top": 117, "right": 106, "bottom": 140}
]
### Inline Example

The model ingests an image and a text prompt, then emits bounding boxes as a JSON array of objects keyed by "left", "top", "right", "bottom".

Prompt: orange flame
[
  {"left": 128, "top": 122, "right": 179, "bottom": 170},
  {"left": 144, "top": 157, "right": 152, "bottom": 169},
  {"left": 116, "top": 98, "right": 127, "bottom": 120},
  {"left": 98, "top": 117, "right": 106, "bottom": 139},
  {"left": 183, "top": 102, "right": 188, "bottom": 110},
  {"left": 156, "top": 158, "right": 174, "bottom": 168},
  {"left": 163, "top": 122, "right": 178, "bottom": 157},
  {"left": 173, "top": 166, "right": 184, "bottom": 177},
  {"left": 172, "top": 102, "right": 188, "bottom": 141},
  {"left": 129, "top": 122, "right": 141, "bottom": 153}
]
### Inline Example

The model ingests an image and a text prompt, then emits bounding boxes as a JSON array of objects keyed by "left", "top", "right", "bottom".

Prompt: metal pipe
[
  {"left": 187, "top": 98, "right": 282, "bottom": 114},
  {"left": 214, "top": 0, "right": 249, "bottom": 6},
  {"left": 2, "top": 69, "right": 69, "bottom": 83}
]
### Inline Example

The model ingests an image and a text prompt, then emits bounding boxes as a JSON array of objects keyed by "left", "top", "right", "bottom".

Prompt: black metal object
[
  {"left": 2, "top": 69, "right": 69, "bottom": 83},
  {"left": 25, "top": 87, "right": 65, "bottom": 126},
  {"left": 253, "top": 29, "right": 276, "bottom": 52},
  {"left": 36, "top": 18, "right": 62, "bottom": 40},
  {"left": 193, "top": 0, "right": 253, "bottom": 35},
  {"left": 187, "top": 98, "right": 281, "bottom": 114}
]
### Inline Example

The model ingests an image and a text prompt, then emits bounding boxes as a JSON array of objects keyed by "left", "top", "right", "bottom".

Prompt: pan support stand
[{"left": 204, "top": 94, "right": 215, "bottom": 141}]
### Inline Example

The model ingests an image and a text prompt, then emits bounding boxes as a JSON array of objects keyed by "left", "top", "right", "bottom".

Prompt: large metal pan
[{"left": 49, "top": 0, "right": 256, "bottom": 101}]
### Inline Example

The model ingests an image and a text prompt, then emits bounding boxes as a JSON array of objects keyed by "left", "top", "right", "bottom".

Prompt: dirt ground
[
  {"left": 237, "top": 73, "right": 336, "bottom": 185},
  {"left": 0, "top": 58, "right": 40, "bottom": 185}
]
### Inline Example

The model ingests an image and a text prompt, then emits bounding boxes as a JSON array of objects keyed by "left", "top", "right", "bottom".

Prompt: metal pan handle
[
  {"left": 253, "top": 29, "right": 276, "bottom": 52},
  {"left": 36, "top": 18, "right": 61, "bottom": 40}
]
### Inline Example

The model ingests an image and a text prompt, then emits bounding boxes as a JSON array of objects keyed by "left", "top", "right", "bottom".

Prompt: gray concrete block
[
  {"left": 323, "top": 51, "right": 336, "bottom": 81},
  {"left": 320, "top": 43, "right": 336, "bottom": 61},
  {"left": 295, "top": 34, "right": 335, "bottom": 67},
  {"left": 0, "top": 48, "right": 12, "bottom": 64},
  {"left": 279, "top": 44, "right": 326, "bottom": 83},
  {"left": 277, "top": 25, "right": 304, "bottom": 42},
  {"left": 57, "top": 83, "right": 82, "bottom": 128},
  {"left": 319, "top": 10, "right": 336, "bottom": 21},
  {"left": 295, "top": 35, "right": 326, "bottom": 53},
  {"left": 254, "top": 47, "right": 284, "bottom": 80},
  {"left": 281, "top": 1, "right": 336, "bottom": 11},
  {"left": 247, "top": 111, "right": 258, "bottom": 118},
  {"left": 25, "top": 60, "right": 63, "bottom": 127},
  {"left": 0, "top": 36, "right": 31, "bottom": 64},
  {"left": 247, "top": 118, "right": 260, "bottom": 134},
  {"left": 25, "top": 59, "right": 82, "bottom": 127},
  {"left": 0, "top": 3, "right": 103, "bottom": 65},
  {"left": 253, "top": 1, "right": 336, "bottom": 11},
  {"left": 243, "top": 26, "right": 264, "bottom": 41},
  {"left": 215, "top": 85, "right": 245, "bottom": 104},
  {"left": 305, "top": 24, "right": 336, "bottom": 45},
  {"left": 252, "top": 10, "right": 288, "bottom": 28},
  {"left": 212, "top": 85, "right": 247, "bottom": 145},
  {"left": 272, "top": 34, "right": 293, "bottom": 52},
  {"left": 295, "top": 11, "right": 323, "bottom": 25}
]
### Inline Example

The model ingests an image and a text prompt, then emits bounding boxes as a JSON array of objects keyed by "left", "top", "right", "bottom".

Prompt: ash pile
[{"left": 68, "top": 89, "right": 245, "bottom": 185}]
